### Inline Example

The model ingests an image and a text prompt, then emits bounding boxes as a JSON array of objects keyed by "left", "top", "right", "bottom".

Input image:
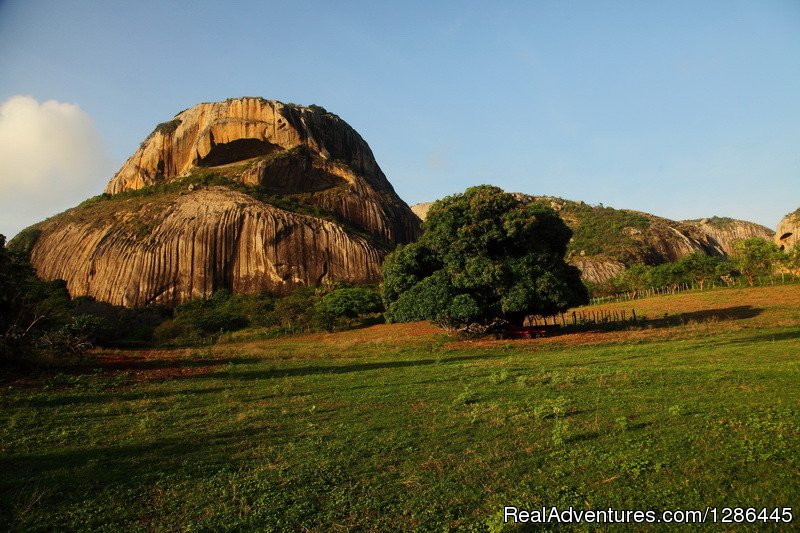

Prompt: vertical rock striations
[
  {"left": 26, "top": 188, "right": 384, "bottom": 307},
  {"left": 19, "top": 98, "right": 421, "bottom": 306},
  {"left": 684, "top": 217, "right": 774, "bottom": 257},
  {"left": 104, "top": 97, "right": 419, "bottom": 247}
]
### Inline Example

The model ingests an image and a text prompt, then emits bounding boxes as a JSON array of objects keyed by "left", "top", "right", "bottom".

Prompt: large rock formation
[
  {"left": 106, "top": 97, "right": 418, "bottom": 246},
  {"left": 411, "top": 197, "right": 774, "bottom": 284},
  {"left": 775, "top": 208, "right": 799, "bottom": 252},
  {"left": 15, "top": 98, "right": 421, "bottom": 306},
  {"left": 683, "top": 217, "right": 775, "bottom": 257}
]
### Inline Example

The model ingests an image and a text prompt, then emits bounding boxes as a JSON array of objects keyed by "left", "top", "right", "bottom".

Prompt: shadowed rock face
[
  {"left": 18, "top": 98, "right": 421, "bottom": 306},
  {"left": 411, "top": 198, "right": 774, "bottom": 284},
  {"left": 775, "top": 209, "right": 799, "bottom": 252}
]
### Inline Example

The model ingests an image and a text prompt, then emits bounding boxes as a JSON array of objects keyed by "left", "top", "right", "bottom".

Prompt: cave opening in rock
[
  {"left": 198, "top": 138, "right": 279, "bottom": 167},
  {"left": 779, "top": 232, "right": 793, "bottom": 241}
]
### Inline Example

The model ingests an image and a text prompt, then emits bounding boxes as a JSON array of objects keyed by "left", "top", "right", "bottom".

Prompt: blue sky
[{"left": 1, "top": 0, "right": 798, "bottom": 238}]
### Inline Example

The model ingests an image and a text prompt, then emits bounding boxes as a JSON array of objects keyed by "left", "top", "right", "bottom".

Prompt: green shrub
[
  {"left": 317, "top": 287, "right": 382, "bottom": 318},
  {"left": 172, "top": 289, "right": 248, "bottom": 334},
  {"left": 154, "top": 118, "right": 181, "bottom": 136},
  {"left": 271, "top": 286, "right": 321, "bottom": 326},
  {"left": 314, "top": 286, "right": 383, "bottom": 331},
  {"left": 386, "top": 270, "right": 454, "bottom": 324},
  {"left": 734, "top": 238, "right": 783, "bottom": 286},
  {"left": 34, "top": 315, "right": 111, "bottom": 357},
  {"left": 1, "top": 236, "right": 77, "bottom": 363}
]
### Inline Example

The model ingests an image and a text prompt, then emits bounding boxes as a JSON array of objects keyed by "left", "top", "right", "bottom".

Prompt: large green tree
[
  {"left": 734, "top": 238, "right": 782, "bottom": 286},
  {"left": 382, "top": 186, "right": 588, "bottom": 331}
]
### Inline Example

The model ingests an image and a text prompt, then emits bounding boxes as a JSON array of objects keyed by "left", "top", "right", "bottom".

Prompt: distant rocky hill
[
  {"left": 412, "top": 196, "right": 774, "bottom": 283},
  {"left": 12, "top": 98, "right": 421, "bottom": 306},
  {"left": 775, "top": 208, "right": 799, "bottom": 252}
]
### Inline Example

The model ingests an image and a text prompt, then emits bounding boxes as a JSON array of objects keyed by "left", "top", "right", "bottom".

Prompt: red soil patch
[{"left": 90, "top": 350, "right": 228, "bottom": 382}]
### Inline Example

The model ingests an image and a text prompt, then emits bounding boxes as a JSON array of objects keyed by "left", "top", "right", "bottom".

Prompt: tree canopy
[
  {"left": 382, "top": 186, "right": 588, "bottom": 331},
  {"left": 734, "top": 238, "right": 783, "bottom": 286}
]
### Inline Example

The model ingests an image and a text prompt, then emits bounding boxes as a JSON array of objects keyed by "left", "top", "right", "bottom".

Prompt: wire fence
[
  {"left": 587, "top": 274, "right": 800, "bottom": 306},
  {"left": 524, "top": 308, "right": 639, "bottom": 327}
]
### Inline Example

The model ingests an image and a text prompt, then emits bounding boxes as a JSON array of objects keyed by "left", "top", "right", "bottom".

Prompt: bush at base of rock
[
  {"left": 151, "top": 284, "right": 385, "bottom": 345},
  {"left": 314, "top": 287, "right": 384, "bottom": 332}
]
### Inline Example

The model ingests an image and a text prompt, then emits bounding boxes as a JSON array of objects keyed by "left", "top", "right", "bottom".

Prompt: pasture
[{"left": 1, "top": 285, "right": 799, "bottom": 531}]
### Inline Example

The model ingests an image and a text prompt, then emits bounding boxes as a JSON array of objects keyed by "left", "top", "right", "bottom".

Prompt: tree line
[{"left": 588, "top": 238, "right": 799, "bottom": 297}]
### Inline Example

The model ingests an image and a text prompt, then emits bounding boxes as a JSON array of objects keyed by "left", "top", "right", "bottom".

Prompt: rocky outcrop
[
  {"left": 775, "top": 209, "right": 799, "bottom": 252},
  {"left": 684, "top": 217, "right": 773, "bottom": 256},
  {"left": 412, "top": 198, "right": 774, "bottom": 284},
  {"left": 18, "top": 98, "right": 421, "bottom": 306},
  {"left": 26, "top": 188, "right": 383, "bottom": 307},
  {"left": 567, "top": 257, "right": 626, "bottom": 285},
  {"left": 106, "top": 97, "right": 420, "bottom": 246}
]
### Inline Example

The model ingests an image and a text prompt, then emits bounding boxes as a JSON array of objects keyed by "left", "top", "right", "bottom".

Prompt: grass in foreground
[{"left": 1, "top": 285, "right": 799, "bottom": 531}]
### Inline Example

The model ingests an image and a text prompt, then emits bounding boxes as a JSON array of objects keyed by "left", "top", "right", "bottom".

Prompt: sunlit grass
[{"left": 1, "top": 285, "right": 799, "bottom": 530}]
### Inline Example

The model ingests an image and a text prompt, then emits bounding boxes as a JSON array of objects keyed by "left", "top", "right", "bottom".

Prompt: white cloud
[{"left": 0, "top": 95, "right": 111, "bottom": 240}]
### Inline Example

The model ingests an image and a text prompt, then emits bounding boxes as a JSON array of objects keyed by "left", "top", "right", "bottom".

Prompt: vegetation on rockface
[
  {"left": 14, "top": 161, "right": 388, "bottom": 253},
  {"left": 154, "top": 118, "right": 182, "bottom": 136},
  {"left": 5, "top": 227, "right": 42, "bottom": 256},
  {"left": 534, "top": 199, "right": 769, "bottom": 269},
  {"left": 559, "top": 201, "right": 651, "bottom": 261},
  {"left": 383, "top": 186, "right": 589, "bottom": 331},
  {"left": 684, "top": 215, "right": 738, "bottom": 228},
  {"left": 139, "top": 119, "right": 182, "bottom": 148},
  {"left": 69, "top": 170, "right": 344, "bottom": 226}
]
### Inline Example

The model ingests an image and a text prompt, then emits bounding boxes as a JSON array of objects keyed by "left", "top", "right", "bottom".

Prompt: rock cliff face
[
  {"left": 27, "top": 188, "right": 382, "bottom": 307},
  {"left": 106, "top": 97, "right": 419, "bottom": 246},
  {"left": 411, "top": 198, "right": 774, "bottom": 284},
  {"left": 775, "top": 208, "right": 799, "bottom": 252},
  {"left": 18, "top": 98, "right": 420, "bottom": 306},
  {"left": 683, "top": 217, "right": 774, "bottom": 257},
  {"left": 567, "top": 257, "right": 626, "bottom": 284}
]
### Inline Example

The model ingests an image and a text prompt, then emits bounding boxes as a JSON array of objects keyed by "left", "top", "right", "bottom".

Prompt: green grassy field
[{"left": 1, "top": 285, "right": 799, "bottom": 531}]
